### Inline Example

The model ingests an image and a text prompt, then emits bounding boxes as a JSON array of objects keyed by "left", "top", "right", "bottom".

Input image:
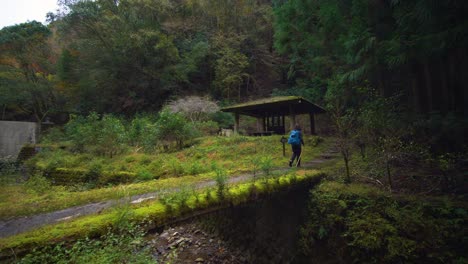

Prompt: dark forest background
[{"left": 1, "top": 0, "right": 467, "bottom": 115}]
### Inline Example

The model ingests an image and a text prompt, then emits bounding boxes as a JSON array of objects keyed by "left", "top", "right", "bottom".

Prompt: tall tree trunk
[
  {"left": 411, "top": 77, "right": 420, "bottom": 113},
  {"left": 440, "top": 57, "right": 449, "bottom": 114},
  {"left": 423, "top": 61, "right": 433, "bottom": 113},
  {"left": 386, "top": 156, "right": 393, "bottom": 191},
  {"left": 342, "top": 148, "right": 351, "bottom": 183},
  {"left": 462, "top": 49, "right": 468, "bottom": 116},
  {"left": 448, "top": 53, "right": 457, "bottom": 112}
]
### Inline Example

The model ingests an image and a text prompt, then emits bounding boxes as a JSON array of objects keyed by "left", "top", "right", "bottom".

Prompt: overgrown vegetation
[
  {"left": 300, "top": 181, "right": 467, "bottom": 263},
  {"left": 18, "top": 224, "right": 155, "bottom": 264},
  {"left": 0, "top": 135, "right": 329, "bottom": 219},
  {"left": 1, "top": 169, "right": 325, "bottom": 258}
]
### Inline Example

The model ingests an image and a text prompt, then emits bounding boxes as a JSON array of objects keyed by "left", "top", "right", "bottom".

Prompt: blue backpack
[{"left": 288, "top": 130, "right": 301, "bottom": 145}]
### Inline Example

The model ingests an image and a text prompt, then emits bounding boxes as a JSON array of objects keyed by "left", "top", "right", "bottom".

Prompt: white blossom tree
[{"left": 167, "top": 96, "right": 220, "bottom": 122}]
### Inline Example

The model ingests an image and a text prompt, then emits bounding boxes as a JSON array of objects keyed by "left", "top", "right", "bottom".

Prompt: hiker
[{"left": 288, "top": 124, "right": 304, "bottom": 167}]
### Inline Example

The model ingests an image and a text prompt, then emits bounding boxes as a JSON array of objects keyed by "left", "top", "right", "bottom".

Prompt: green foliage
[
  {"left": 213, "top": 41, "right": 250, "bottom": 101},
  {"left": 164, "top": 157, "right": 184, "bottom": 177},
  {"left": 259, "top": 156, "right": 274, "bottom": 182},
  {"left": 194, "top": 120, "right": 220, "bottom": 136},
  {"left": 301, "top": 182, "right": 467, "bottom": 263},
  {"left": 156, "top": 108, "right": 198, "bottom": 150},
  {"left": 212, "top": 163, "right": 228, "bottom": 200},
  {"left": 99, "top": 115, "right": 127, "bottom": 157},
  {"left": 18, "top": 225, "right": 155, "bottom": 264},
  {"left": 274, "top": 0, "right": 468, "bottom": 115},
  {"left": 85, "top": 161, "right": 103, "bottom": 183},
  {"left": 127, "top": 115, "right": 158, "bottom": 152},
  {"left": 0, "top": 157, "right": 19, "bottom": 184},
  {"left": 65, "top": 113, "right": 127, "bottom": 157},
  {"left": 58, "top": 0, "right": 182, "bottom": 114},
  {"left": 0, "top": 21, "right": 61, "bottom": 122},
  {"left": 210, "top": 111, "right": 234, "bottom": 129},
  {"left": 412, "top": 112, "right": 468, "bottom": 155},
  {"left": 25, "top": 175, "right": 51, "bottom": 195},
  {"left": 49, "top": 0, "right": 279, "bottom": 114}
]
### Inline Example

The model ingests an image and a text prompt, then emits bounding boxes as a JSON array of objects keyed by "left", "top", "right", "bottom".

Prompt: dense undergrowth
[
  {"left": 300, "top": 181, "right": 467, "bottom": 263},
  {"left": 17, "top": 224, "right": 156, "bottom": 264}
]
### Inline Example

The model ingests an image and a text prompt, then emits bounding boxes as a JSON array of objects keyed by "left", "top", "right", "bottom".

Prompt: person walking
[{"left": 288, "top": 124, "right": 304, "bottom": 167}]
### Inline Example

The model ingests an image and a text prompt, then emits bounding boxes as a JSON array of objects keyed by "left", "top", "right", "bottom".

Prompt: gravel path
[{"left": 0, "top": 151, "right": 338, "bottom": 239}]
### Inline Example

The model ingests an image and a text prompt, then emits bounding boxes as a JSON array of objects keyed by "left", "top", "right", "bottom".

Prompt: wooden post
[
  {"left": 266, "top": 115, "right": 270, "bottom": 132},
  {"left": 309, "top": 112, "right": 316, "bottom": 135},
  {"left": 281, "top": 115, "right": 285, "bottom": 134},
  {"left": 234, "top": 112, "right": 240, "bottom": 134},
  {"left": 256, "top": 117, "right": 264, "bottom": 132},
  {"left": 289, "top": 105, "right": 296, "bottom": 130}
]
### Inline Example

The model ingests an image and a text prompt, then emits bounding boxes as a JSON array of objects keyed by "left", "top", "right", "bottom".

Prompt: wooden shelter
[{"left": 221, "top": 96, "right": 326, "bottom": 135}]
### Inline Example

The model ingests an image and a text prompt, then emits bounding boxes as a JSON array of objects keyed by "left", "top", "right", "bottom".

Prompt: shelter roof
[{"left": 221, "top": 96, "right": 326, "bottom": 118}]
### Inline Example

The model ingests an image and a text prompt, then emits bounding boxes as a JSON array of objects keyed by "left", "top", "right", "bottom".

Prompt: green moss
[{"left": 0, "top": 170, "right": 324, "bottom": 254}]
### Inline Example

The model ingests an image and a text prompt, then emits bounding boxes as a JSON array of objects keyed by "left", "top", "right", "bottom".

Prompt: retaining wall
[{"left": 0, "top": 121, "right": 38, "bottom": 160}]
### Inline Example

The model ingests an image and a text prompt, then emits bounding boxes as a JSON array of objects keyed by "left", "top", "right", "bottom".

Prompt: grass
[
  {"left": 0, "top": 135, "right": 332, "bottom": 220},
  {"left": 0, "top": 169, "right": 325, "bottom": 255},
  {"left": 0, "top": 174, "right": 212, "bottom": 219},
  {"left": 27, "top": 135, "right": 330, "bottom": 178}
]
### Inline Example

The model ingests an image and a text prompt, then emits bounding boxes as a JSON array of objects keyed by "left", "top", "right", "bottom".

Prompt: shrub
[
  {"left": 136, "top": 169, "right": 153, "bottom": 181},
  {"left": 86, "top": 161, "right": 103, "bottom": 183},
  {"left": 40, "top": 127, "right": 67, "bottom": 143},
  {"left": 127, "top": 115, "right": 159, "bottom": 152},
  {"left": 0, "top": 157, "right": 19, "bottom": 184},
  {"left": 156, "top": 108, "right": 198, "bottom": 150},
  {"left": 183, "top": 160, "right": 206, "bottom": 175},
  {"left": 210, "top": 111, "right": 234, "bottom": 129},
  {"left": 259, "top": 156, "right": 274, "bottom": 182},
  {"left": 164, "top": 157, "right": 184, "bottom": 176},
  {"left": 98, "top": 115, "right": 127, "bottom": 157},
  {"left": 65, "top": 113, "right": 127, "bottom": 157},
  {"left": 194, "top": 120, "right": 219, "bottom": 136},
  {"left": 25, "top": 175, "right": 51, "bottom": 195},
  {"left": 65, "top": 112, "right": 100, "bottom": 152},
  {"left": 212, "top": 163, "right": 228, "bottom": 200}
]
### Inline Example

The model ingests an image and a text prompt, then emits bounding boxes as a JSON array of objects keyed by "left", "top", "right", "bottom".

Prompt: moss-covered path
[{"left": 0, "top": 149, "right": 339, "bottom": 239}]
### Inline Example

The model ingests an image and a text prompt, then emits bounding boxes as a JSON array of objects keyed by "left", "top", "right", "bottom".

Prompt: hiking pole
[{"left": 296, "top": 145, "right": 304, "bottom": 167}]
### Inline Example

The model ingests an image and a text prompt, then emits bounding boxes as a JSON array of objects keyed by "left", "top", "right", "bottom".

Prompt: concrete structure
[{"left": 0, "top": 121, "right": 38, "bottom": 160}]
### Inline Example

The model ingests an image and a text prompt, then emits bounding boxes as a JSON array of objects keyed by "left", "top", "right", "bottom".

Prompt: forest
[{"left": 0, "top": 0, "right": 467, "bottom": 263}]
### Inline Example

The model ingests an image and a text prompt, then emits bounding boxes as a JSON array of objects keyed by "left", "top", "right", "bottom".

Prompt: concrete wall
[{"left": 0, "top": 121, "right": 38, "bottom": 160}]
